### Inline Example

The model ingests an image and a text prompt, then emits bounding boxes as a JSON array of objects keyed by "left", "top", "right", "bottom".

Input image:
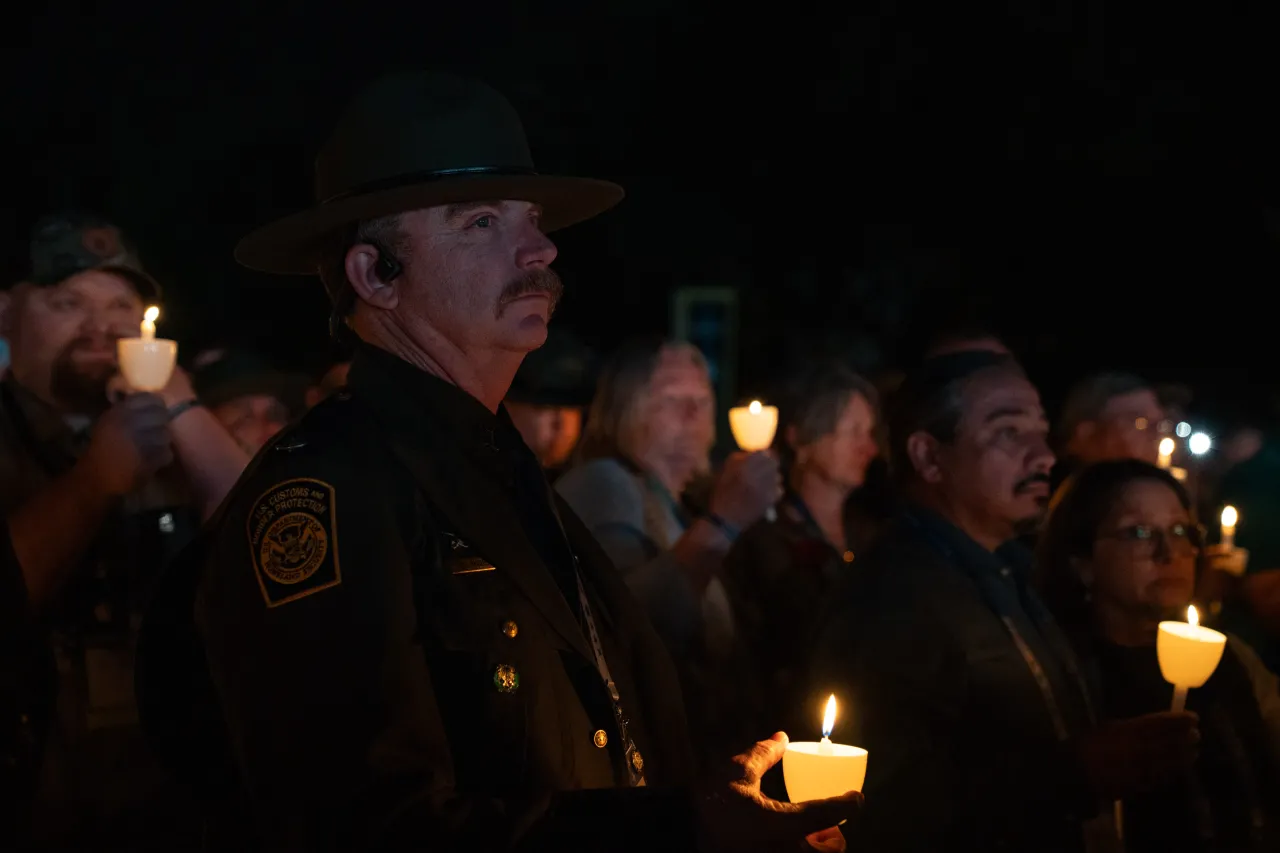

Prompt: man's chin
[
  {"left": 503, "top": 314, "right": 551, "bottom": 351},
  {"left": 1012, "top": 507, "right": 1048, "bottom": 537}
]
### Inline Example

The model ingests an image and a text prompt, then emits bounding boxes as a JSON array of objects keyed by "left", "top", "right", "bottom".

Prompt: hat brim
[
  {"left": 55, "top": 264, "right": 163, "bottom": 305},
  {"left": 235, "top": 173, "right": 624, "bottom": 275}
]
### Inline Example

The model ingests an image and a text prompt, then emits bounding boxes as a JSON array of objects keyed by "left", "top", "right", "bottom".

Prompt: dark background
[{"left": 5, "top": 2, "right": 1278, "bottom": 427}]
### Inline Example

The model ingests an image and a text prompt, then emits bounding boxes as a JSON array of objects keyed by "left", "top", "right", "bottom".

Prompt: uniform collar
[{"left": 345, "top": 339, "right": 521, "bottom": 455}]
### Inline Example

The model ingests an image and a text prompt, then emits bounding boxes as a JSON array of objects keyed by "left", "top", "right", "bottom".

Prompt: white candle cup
[
  {"left": 783, "top": 740, "right": 868, "bottom": 803},
  {"left": 728, "top": 403, "right": 778, "bottom": 452},
  {"left": 728, "top": 402, "right": 779, "bottom": 523},
  {"left": 1157, "top": 619, "right": 1226, "bottom": 711},
  {"left": 117, "top": 337, "right": 177, "bottom": 392}
]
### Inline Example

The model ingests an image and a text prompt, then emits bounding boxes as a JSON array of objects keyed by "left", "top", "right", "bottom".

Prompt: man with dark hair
[
  {"left": 808, "top": 351, "right": 1199, "bottom": 853},
  {"left": 137, "top": 73, "right": 858, "bottom": 852},
  {"left": 920, "top": 325, "right": 1012, "bottom": 360}
]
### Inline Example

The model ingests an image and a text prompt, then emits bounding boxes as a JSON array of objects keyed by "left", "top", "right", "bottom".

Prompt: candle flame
[
  {"left": 1221, "top": 506, "right": 1238, "bottom": 528},
  {"left": 1159, "top": 437, "right": 1175, "bottom": 457},
  {"left": 1187, "top": 604, "right": 1199, "bottom": 628},
  {"left": 144, "top": 306, "right": 160, "bottom": 323},
  {"left": 822, "top": 694, "right": 836, "bottom": 738},
  {"left": 749, "top": 400, "right": 762, "bottom": 415}
]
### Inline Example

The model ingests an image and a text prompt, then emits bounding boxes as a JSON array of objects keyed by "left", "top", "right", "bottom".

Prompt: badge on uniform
[
  {"left": 444, "top": 532, "right": 496, "bottom": 575},
  {"left": 247, "top": 478, "right": 341, "bottom": 607}
]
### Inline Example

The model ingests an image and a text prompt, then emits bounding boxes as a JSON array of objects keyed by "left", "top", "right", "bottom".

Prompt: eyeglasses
[{"left": 1097, "top": 522, "right": 1204, "bottom": 556}]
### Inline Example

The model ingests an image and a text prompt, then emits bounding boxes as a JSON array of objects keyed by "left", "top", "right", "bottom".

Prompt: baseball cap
[{"left": 25, "top": 211, "right": 162, "bottom": 302}]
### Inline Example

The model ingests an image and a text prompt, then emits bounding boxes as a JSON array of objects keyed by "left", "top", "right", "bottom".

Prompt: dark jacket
[
  {"left": 717, "top": 493, "right": 856, "bottom": 764},
  {"left": 136, "top": 344, "right": 698, "bottom": 852},
  {"left": 1083, "top": 637, "right": 1280, "bottom": 853},
  {"left": 808, "top": 509, "right": 1101, "bottom": 853}
]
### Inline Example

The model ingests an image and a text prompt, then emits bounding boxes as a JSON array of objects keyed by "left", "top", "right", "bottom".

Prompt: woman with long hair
[{"left": 1037, "top": 459, "right": 1280, "bottom": 853}]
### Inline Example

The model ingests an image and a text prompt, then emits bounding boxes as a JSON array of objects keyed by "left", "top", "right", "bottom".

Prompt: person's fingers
[
  {"left": 763, "top": 791, "right": 864, "bottom": 843},
  {"left": 735, "top": 732, "right": 789, "bottom": 781},
  {"left": 805, "top": 826, "right": 846, "bottom": 852}
]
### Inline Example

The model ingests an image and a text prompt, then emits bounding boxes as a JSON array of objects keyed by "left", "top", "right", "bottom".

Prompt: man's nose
[
  {"left": 515, "top": 223, "right": 558, "bottom": 269},
  {"left": 80, "top": 307, "right": 114, "bottom": 336},
  {"left": 1030, "top": 435, "right": 1056, "bottom": 471}
]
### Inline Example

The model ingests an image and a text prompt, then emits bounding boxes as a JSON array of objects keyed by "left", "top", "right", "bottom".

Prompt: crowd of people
[{"left": 2, "top": 71, "right": 1279, "bottom": 852}]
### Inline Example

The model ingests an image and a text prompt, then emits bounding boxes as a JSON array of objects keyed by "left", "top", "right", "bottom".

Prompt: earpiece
[{"left": 373, "top": 245, "right": 403, "bottom": 282}]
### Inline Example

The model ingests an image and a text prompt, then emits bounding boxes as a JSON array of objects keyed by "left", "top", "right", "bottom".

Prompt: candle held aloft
[
  {"left": 141, "top": 305, "right": 159, "bottom": 340},
  {"left": 1157, "top": 605, "right": 1227, "bottom": 712},
  {"left": 1157, "top": 437, "right": 1175, "bottom": 469},
  {"left": 118, "top": 305, "right": 177, "bottom": 392},
  {"left": 1220, "top": 505, "right": 1238, "bottom": 550},
  {"left": 783, "top": 694, "right": 868, "bottom": 802},
  {"left": 728, "top": 400, "right": 778, "bottom": 452}
]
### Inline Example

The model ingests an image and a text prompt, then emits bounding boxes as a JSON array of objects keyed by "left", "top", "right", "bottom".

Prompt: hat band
[{"left": 317, "top": 165, "right": 540, "bottom": 206}]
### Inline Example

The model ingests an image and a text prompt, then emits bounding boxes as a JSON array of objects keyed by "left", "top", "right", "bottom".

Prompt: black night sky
[{"left": 6, "top": 2, "right": 1279, "bottom": 428}]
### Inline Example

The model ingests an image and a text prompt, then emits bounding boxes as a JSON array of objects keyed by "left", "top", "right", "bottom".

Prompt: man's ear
[
  {"left": 344, "top": 244, "right": 399, "bottom": 310},
  {"left": 905, "top": 430, "right": 945, "bottom": 484}
]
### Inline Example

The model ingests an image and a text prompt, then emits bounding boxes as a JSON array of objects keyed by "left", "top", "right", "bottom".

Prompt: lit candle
[
  {"left": 728, "top": 400, "right": 778, "bottom": 451},
  {"left": 1157, "top": 437, "right": 1175, "bottom": 470},
  {"left": 1157, "top": 605, "right": 1227, "bottom": 712},
  {"left": 728, "top": 399, "right": 780, "bottom": 522},
  {"left": 1220, "top": 505, "right": 1238, "bottom": 550},
  {"left": 117, "top": 305, "right": 177, "bottom": 392},
  {"left": 819, "top": 694, "right": 836, "bottom": 756},
  {"left": 782, "top": 694, "right": 868, "bottom": 803},
  {"left": 141, "top": 305, "right": 159, "bottom": 340}
]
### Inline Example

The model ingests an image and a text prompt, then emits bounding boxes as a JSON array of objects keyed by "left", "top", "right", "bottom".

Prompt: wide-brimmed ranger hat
[{"left": 235, "top": 72, "right": 625, "bottom": 275}]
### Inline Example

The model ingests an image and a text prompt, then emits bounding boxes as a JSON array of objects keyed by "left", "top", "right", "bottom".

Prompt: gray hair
[
  {"left": 576, "top": 338, "right": 711, "bottom": 464},
  {"left": 1056, "top": 371, "right": 1153, "bottom": 446},
  {"left": 779, "top": 362, "right": 880, "bottom": 471},
  {"left": 316, "top": 214, "right": 408, "bottom": 316}
]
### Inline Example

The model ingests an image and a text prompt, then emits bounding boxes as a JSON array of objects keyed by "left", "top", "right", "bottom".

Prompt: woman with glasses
[{"left": 1037, "top": 459, "right": 1280, "bottom": 853}]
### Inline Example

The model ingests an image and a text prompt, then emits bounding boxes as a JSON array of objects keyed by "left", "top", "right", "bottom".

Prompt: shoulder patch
[{"left": 246, "top": 478, "right": 341, "bottom": 607}]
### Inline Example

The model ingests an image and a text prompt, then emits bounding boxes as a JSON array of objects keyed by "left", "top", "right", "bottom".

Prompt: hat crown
[{"left": 314, "top": 72, "right": 537, "bottom": 203}]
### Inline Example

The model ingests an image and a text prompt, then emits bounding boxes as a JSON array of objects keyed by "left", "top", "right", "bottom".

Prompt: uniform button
[
  {"left": 593, "top": 729, "right": 608, "bottom": 748},
  {"left": 501, "top": 620, "right": 518, "bottom": 639},
  {"left": 842, "top": 550, "right": 855, "bottom": 563}
]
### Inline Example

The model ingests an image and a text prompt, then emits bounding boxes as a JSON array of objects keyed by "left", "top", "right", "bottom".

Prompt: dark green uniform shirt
[{"left": 137, "top": 342, "right": 698, "bottom": 852}]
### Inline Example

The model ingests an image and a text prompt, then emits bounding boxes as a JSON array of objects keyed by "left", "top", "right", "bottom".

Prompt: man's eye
[
  {"left": 1126, "top": 525, "right": 1155, "bottom": 540},
  {"left": 472, "top": 215, "right": 493, "bottom": 229}
]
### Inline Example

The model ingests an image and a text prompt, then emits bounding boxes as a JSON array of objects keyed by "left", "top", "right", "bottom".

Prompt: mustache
[
  {"left": 1014, "top": 472, "right": 1052, "bottom": 493},
  {"left": 496, "top": 268, "right": 563, "bottom": 318}
]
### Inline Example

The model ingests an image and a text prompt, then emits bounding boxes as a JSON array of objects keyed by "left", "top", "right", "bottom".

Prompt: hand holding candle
[
  {"left": 1157, "top": 605, "right": 1226, "bottom": 712},
  {"left": 1220, "top": 505, "right": 1237, "bottom": 550},
  {"left": 117, "top": 305, "right": 177, "bottom": 392},
  {"left": 728, "top": 400, "right": 779, "bottom": 522},
  {"left": 783, "top": 694, "right": 868, "bottom": 803}
]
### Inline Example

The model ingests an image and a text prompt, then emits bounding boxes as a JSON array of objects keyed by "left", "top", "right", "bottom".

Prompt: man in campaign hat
[{"left": 137, "top": 73, "right": 860, "bottom": 852}]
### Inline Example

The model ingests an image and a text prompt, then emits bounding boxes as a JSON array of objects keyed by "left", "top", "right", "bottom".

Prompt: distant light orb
[
  {"left": 1175, "top": 422, "right": 1192, "bottom": 438},
  {"left": 1189, "top": 432, "right": 1212, "bottom": 455}
]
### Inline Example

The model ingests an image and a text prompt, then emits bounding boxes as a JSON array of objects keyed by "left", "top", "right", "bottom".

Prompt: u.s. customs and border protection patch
[{"left": 247, "top": 478, "right": 340, "bottom": 607}]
